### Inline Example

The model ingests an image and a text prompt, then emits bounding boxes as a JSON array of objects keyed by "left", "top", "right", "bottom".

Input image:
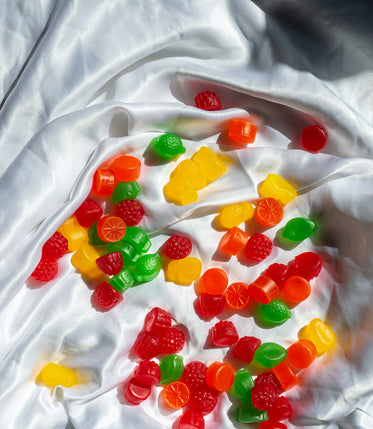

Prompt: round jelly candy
[
  {"left": 233, "top": 336, "right": 262, "bottom": 364},
  {"left": 124, "top": 377, "right": 151, "bottom": 405},
  {"left": 110, "top": 155, "right": 141, "bottom": 182},
  {"left": 264, "top": 263, "right": 290, "bottom": 289},
  {"left": 199, "top": 268, "right": 228, "bottom": 295},
  {"left": 283, "top": 275, "right": 311, "bottom": 303},
  {"left": 206, "top": 362, "right": 234, "bottom": 392},
  {"left": 272, "top": 361, "right": 299, "bottom": 391},
  {"left": 298, "top": 318, "right": 336, "bottom": 355},
  {"left": 301, "top": 125, "right": 327, "bottom": 153},
  {"left": 245, "top": 233, "right": 273, "bottom": 262},
  {"left": 178, "top": 409, "right": 205, "bottom": 429},
  {"left": 133, "top": 360, "right": 161, "bottom": 386},
  {"left": 255, "top": 198, "right": 284, "bottom": 227},
  {"left": 249, "top": 275, "right": 279, "bottom": 305},
  {"left": 218, "top": 227, "right": 249, "bottom": 256},
  {"left": 163, "top": 381, "right": 190, "bottom": 408},
  {"left": 255, "top": 299, "right": 291, "bottom": 327},
  {"left": 268, "top": 396, "right": 293, "bottom": 421},
  {"left": 287, "top": 339, "right": 317, "bottom": 369},
  {"left": 188, "top": 387, "right": 218, "bottom": 415},
  {"left": 260, "top": 420, "right": 287, "bottom": 429},
  {"left": 93, "top": 281, "right": 123, "bottom": 310},
  {"left": 96, "top": 251, "right": 123, "bottom": 276},
  {"left": 197, "top": 294, "right": 225, "bottom": 318},
  {"left": 159, "top": 328, "right": 185, "bottom": 355},
  {"left": 290, "top": 252, "right": 322, "bottom": 280},
  {"left": 165, "top": 257, "right": 202, "bottom": 286},
  {"left": 42, "top": 231, "right": 68, "bottom": 259},
  {"left": 164, "top": 235, "right": 193, "bottom": 259},
  {"left": 152, "top": 133, "right": 186, "bottom": 159},
  {"left": 144, "top": 307, "right": 172, "bottom": 333},
  {"left": 182, "top": 361, "right": 207, "bottom": 391},
  {"left": 31, "top": 254, "right": 58, "bottom": 282},
  {"left": 75, "top": 199, "right": 103, "bottom": 228},
  {"left": 91, "top": 168, "right": 115, "bottom": 196},
  {"left": 111, "top": 181, "right": 141, "bottom": 204},
  {"left": 96, "top": 215, "right": 126, "bottom": 243},
  {"left": 225, "top": 282, "right": 251, "bottom": 309},
  {"left": 134, "top": 332, "right": 160, "bottom": 360},
  {"left": 228, "top": 119, "right": 257, "bottom": 145},
  {"left": 282, "top": 217, "right": 316, "bottom": 242},
  {"left": 253, "top": 343, "right": 287, "bottom": 368},
  {"left": 251, "top": 381, "right": 279, "bottom": 410}
]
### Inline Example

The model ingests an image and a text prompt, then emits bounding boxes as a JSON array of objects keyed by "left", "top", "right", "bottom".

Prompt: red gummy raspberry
[
  {"left": 182, "top": 361, "right": 208, "bottom": 391},
  {"left": 134, "top": 332, "right": 160, "bottom": 360},
  {"left": 189, "top": 387, "right": 218, "bottom": 415},
  {"left": 210, "top": 320, "right": 239, "bottom": 347},
  {"left": 115, "top": 199, "right": 145, "bottom": 226},
  {"left": 124, "top": 377, "right": 151, "bottom": 405},
  {"left": 255, "top": 372, "right": 282, "bottom": 394},
  {"left": 75, "top": 198, "right": 103, "bottom": 228},
  {"left": 251, "top": 381, "right": 279, "bottom": 410},
  {"left": 194, "top": 91, "right": 222, "bottom": 111},
  {"left": 133, "top": 360, "right": 161, "bottom": 386},
  {"left": 290, "top": 252, "right": 322, "bottom": 280},
  {"left": 233, "top": 336, "right": 262, "bottom": 363},
  {"left": 179, "top": 410, "right": 205, "bottom": 429},
  {"left": 197, "top": 294, "right": 225, "bottom": 318},
  {"left": 265, "top": 263, "right": 290, "bottom": 289},
  {"left": 42, "top": 232, "right": 68, "bottom": 259},
  {"left": 260, "top": 421, "right": 287, "bottom": 429},
  {"left": 159, "top": 327, "right": 185, "bottom": 354},
  {"left": 164, "top": 235, "right": 192, "bottom": 259},
  {"left": 96, "top": 251, "right": 123, "bottom": 275},
  {"left": 245, "top": 233, "right": 273, "bottom": 262},
  {"left": 268, "top": 396, "right": 293, "bottom": 421},
  {"left": 93, "top": 281, "right": 123, "bottom": 310},
  {"left": 31, "top": 254, "right": 58, "bottom": 282},
  {"left": 144, "top": 307, "right": 172, "bottom": 333}
]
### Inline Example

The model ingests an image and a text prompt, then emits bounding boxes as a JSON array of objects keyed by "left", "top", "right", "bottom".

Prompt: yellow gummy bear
[
  {"left": 163, "top": 176, "right": 198, "bottom": 205},
  {"left": 298, "top": 318, "right": 337, "bottom": 355},
  {"left": 165, "top": 257, "right": 202, "bottom": 286},
  {"left": 36, "top": 363, "right": 78, "bottom": 388},
  {"left": 71, "top": 243, "right": 100, "bottom": 274},
  {"left": 258, "top": 174, "right": 297, "bottom": 205},
  {"left": 218, "top": 202, "right": 255, "bottom": 229},
  {"left": 170, "top": 159, "right": 208, "bottom": 190},
  {"left": 58, "top": 217, "right": 88, "bottom": 252},
  {"left": 191, "top": 146, "right": 227, "bottom": 182}
]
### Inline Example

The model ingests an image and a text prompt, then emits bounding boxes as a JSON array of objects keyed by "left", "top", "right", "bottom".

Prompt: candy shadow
[
  {"left": 143, "top": 143, "right": 174, "bottom": 167},
  {"left": 211, "top": 247, "right": 232, "bottom": 263},
  {"left": 26, "top": 277, "right": 50, "bottom": 290},
  {"left": 116, "top": 380, "right": 128, "bottom": 405},
  {"left": 274, "top": 228, "right": 300, "bottom": 251},
  {"left": 216, "top": 132, "right": 251, "bottom": 152}
]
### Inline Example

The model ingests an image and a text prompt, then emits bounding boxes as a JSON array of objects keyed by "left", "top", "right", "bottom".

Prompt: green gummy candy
[
  {"left": 122, "top": 226, "right": 151, "bottom": 254},
  {"left": 282, "top": 217, "right": 316, "bottom": 242},
  {"left": 109, "top": 268, "right": 134, "bottom": 293},
  {"left": 235, "top": 404, "right": 268, "bottom": 423},
  {"left": 106, "top": 240, "right": 138, "bottom": 266},
  {"left": 134, "top": 253, "right": 162, "bottom": 283},
  {"left": 255, "top": 299, "right": 291, "bottom": 327},
  {"left": 253, "top": 342, "right": 287, "bottom": 368},
  {"left": 111, "top": 181, "right": 141, "bottom": 204},
  {"left": 159, "top": 354, "right": 184, "bottom": 384},
  {"left": 151, "top": 133, "right": 186, "bottom": 159},
  {"left": 88, "top": 221, "right": 107, "bottom": 247},
  {"left": 230, "top": 369, "right": 254, "bottom": 403}
]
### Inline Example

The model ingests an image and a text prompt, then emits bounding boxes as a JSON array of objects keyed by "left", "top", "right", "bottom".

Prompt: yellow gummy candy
[
  {"left": 298, "top": 318, "right": 336, "bottom": 355},
  {"left": 36, "top": 363, "right": 78, "bottom": 388},
  {"left": 71, "top": 243, "right": 100, "bottom": 274},
  {"left": 58, "top": 218, "right": 88, "bottom": 252},
  {"left": 83, "top": 265, "right": 106, "bottom": 281},
  {"left": 163, "top": 176, "right": 198, "bottom": 205},
  {"left": 258, "top": 174, "right": 297, "bottom": 205},
  {"left": 170, "top": 159, "right": 208, "bottom": 190},
  {"left": 165, "top": 257, "right": 202, "bottom": 286},
  {"left": 191, "top": 146, "right": 227, "bottom": 182},
  {"left": 218, "top": 202, "right": 255, "bottom": 229}
]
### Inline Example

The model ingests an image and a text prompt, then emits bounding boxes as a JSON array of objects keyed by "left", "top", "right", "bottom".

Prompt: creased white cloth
[{"left": 1, "top": 1, "right": 373, "bottom": 428}]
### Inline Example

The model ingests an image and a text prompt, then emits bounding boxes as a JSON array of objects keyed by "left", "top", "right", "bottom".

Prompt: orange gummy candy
[
  {"left": 163, "top": 381, "right": 190, "bottom": 408},
  {"left": 199, "top": 268, "right": 228, "bottom": 295},
  {"left": 283, "top": 276, "right": 311, "bottom": 303},
  {"left": 272, "top": 360, "right": 299, "bottom": 391},
  {"left": 218, "top": 227, "right": 249, "bottom": 256},
  {"left": 249, "top": 275, "right": 280, "bottom": 305},
  {"left": 287, "top": 339, "right": 317, "bottom": 369},
  {"left": 206, "top": 362, "right": 235, "bottom": 392},
  {"left": 110, "top": 155, "right": 141, "bottom": 182}
]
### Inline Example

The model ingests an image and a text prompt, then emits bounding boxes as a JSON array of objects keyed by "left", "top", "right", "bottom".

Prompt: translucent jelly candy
[
  {"left": 93, "top": 281, "right": 123, "bottom": 310},
  {"left": 272, "top": 361, "right": 299, "bottom": 391},
  {"left": 160, "top": 354, "right": 184, "bottom": 385},
  {"left": 245, "top": 233, "right": 273, "bottom": 262},
  {"left": 58, "top": 217, "right": 88, "bottom": 252},
  {"left": 163, "top": 381, "right": 191, "bottom": 408},
  {"left": 189, "top": 387, "right": 218, "bottom": 415},
  {"left": 88, "top": 221, "right": 107, "bottom": 247},
  {"left": 109, "top": 268, "right": 134, "bottom": 292},
  {"left": 164, "top": 175, "right": 198, "bottom": 205},
  {"left": 228, "top": 119, "right": 257, "bottom": 145},
  {"left": 260, "top": 421, "right": 287, "bottom": 429},
  {"left": 255, "top": 198, "right": 284, "bottom": 227},
  {"left": 301, "top": 125, "right": 328, "bottom": 153},
  {"left": 124, "top": 378, "right": 151, "bottom": 405},
  {"left": 134, "top": 332, "right": 160, "bottom": 360},
  {"left": 235, "top": 404, "right": 268, "bottom": 424},
  {"left": 111, "top": 181, "right": 141, "bottom": 204},
  {"left": 264, "top": 263, "right": 290, "bottom": 289},
  {"left": 233, "top": 336, "right": 262, "bottom": 364},
  {"left": 282, "top": 217, "right": 316, "bottom": 242},
  {"left": 254, "top": 299, "right": 291, "bottom": 327},
  {"left": 152, "top": 133, "right": 186, "bottom": 159},
  {"left": 255, "top": 372, "right": 282, "bottom": 393},
  {"left": 164, "top": 235, "right": 192, "bottom": 259},
  {"left": 159, "top": 327, "right": 185, "bottom": 354},
  {"left": 191, "top": 146, "right": 226, "bottom": 182},
  {"left": 206, "top": 361, "right": 234, "bottom": 392},
  {"left": 165, "top": 257, "right": 202, "bottom": 285},
  {"left": 230, "top": 368, "right": 254, "bottom": 402},
  {"left": 75, "top": 199, "right": 103, "bottom": 228},
  {"left": 290, "top": 252, "right": 322, "bottom": 280},
  {"left": 117, "top": 226, "right": 151, "bottom": 254},
  {"left": 218, "top": 202, "right": 254, "bottom": 229},
  {"left": 36, "top": 363, "right": 78, "bottom": 388},
  {"left": 106, "top": 240, "right": 137, "bottom": 266},
  {"left": 133, "top": 253, "right": 162, "bottom": 282},
  {"left": 97, "top": 215, "right": 126, "bottom": 243},
  {"left": 225, "top": 282, "right": 251, "bottom": 309},
  {"left": 42, "top": 231, "right": 68, "bottom": 259},
  {"left": 298, "top": 318, "right": 336, "bottom": 355},
  {"left": 133, "top": 360, "right": 161, "bottom": 386},
  {"left": 283, "top": 275, "right": 311, "bottom": 303},
  {"left": 182, "top": 361, "right": 207, "bottom": 391},
  {"left": 258, "top": 174, "right": 297, "bottom": 206},
  {"left": 253, "top": 343, "right": 287, "bottom": 368},
  {"left": 287, "top": 339, "right": 317, "bottom": 369},
  {"left": 115, "top": 199, "right": 145, "bottom": 226},
  {"left": 71, "top": 244, "right": 100, "bottom": 274},
  {"left": 249, "top": 275, "right": 280, "bottom": 305},
  {"left": 31, "top": 254, "right": 58, "bottom": 282},
  {"left": 144, "top": 307, "right": 172, "bottom": 333},
  {"left": 96, "top": 251, "right": 123, "bottom": 276},
  {"left": 91, "top": 168, "right": 115, "bottom": 196},
  {"left": 178, "top": 409, "right": 205, "bottom": 429},
  {"left": 251, "top": 381, "right": 279, "bottom": 410},
  {"left": 218, "top": 227, "right": 249, "bottom": 256},
  {"left": 199, "top": 267, "right": 228, "bottom": 295},
  {"left": 171, "top": 159, "right": 207, "bottom": 190},
  {"left": 210, "top": 320, "right": 239, "bottom": 347},
  {"left": 197, "top": 294, "right": 225, "bottom": 318},
  {"left": 194, "top": 91, "right": 222, "bottom": 111},
  {"left": 110, "top": 155, "right": 141, "bottom": 182},
  {"left": 267, "top": 396, "right": 293, "bottom": 420}
]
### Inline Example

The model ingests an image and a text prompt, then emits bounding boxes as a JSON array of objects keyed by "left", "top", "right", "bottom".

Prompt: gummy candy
[
  {"left": 191, "top": 146, "right": 226, "bottom": 182},
  {"left": 75, "top": 199, "right": 103, "bottom": 228},
  {"left": 290, "top": 252, "right": 322, "bottom": 280},
  {"left": 91, "top": 168, "right": 115, "bottom": 196},
  {"left": 159, "top": 327, "right": 185, "bottom": 354},
  {"left": 106, "top": 240, "right": 138, "bottom": 265},
  {"left": 194, "top": 91, "right": 222, "bottom": 111},
  {"left": 230, "top": 368, "right": 254, "bottom": 402},
  {"left": 272, "top": 361, "right": 299, "bottom": 391},
  {"left": 249, "top": 275, "right": 279, "bottom": 305},
  {"left": 225, "top": 282, "right": 251, "bottom": 309},
  {"left": 182, "top": 361, "right": 207, "bottom": 391},
  {"left": 88, "top": 221, "right": 107, "bottom": 247},
  {"left": 253, "top": 343, "right": 287, "bottom": 368},
  {"left": 251, "top": 381, "right": 279, "bottom": 410},
  {"left": 255, "top": 372, "right": 282, "bottom": 393},
  {"left": 245, "top": 233, "right": 273, "bottom": 262},
  {"left": 163, "top": 381, "right": 191, "bottom": 408},
  {"left": 255, "top": 198, "right": 284, "bottom": 227},
  {"left": 188, "top": 387, "right": 218, "bottom": 415},
  {"left": 96, "top": 251, "right": 123, "bottom": 276},
  {"left": 110, "top": 155, "right": 141, "bottom": 182},
  {"left": 218, "top": 227, "right": 249, "bottom": 256},
  {"left": 233, "top": 336, "right": 262, "bottom": 364},
  {"left": 36, "top": 363, "right": 78, "bottom": 388},
  {"left": 235, "top": 404, "right": 268, "bottom": 424},
  {"left": 165, "top": 257, "right": 202, "bottom": 286},
  {"left": 93, "top": 281, "right": 123, "bottom": 310},
  {"left": 218, "top": 202, "right": 254, "bottom": 229},
  {"left": 264, "top": 263, "right": 290, "bottom": 289},
  {"left": 282, "top": 217, "right": 316, "bottom": 242},
  {"left": 115, "top": 199, "right": 144, "bottom": 226},
  {"left": 258, "top": 174, "right": 297, "bottom": 206},
  {"left": 298, "top": 318, "right": 336, "bottom": 355},
  {"left": 255, "top": 299, "right": 292, "bottom": 327},
  {"left": 164, "top": 175, "right": 199, "bottom": 205},
  {"left": 152, "top": 133, "right": 186, "bottom": 159},
  {"left": 283, "top": 275, "right": 311, "bottom": 303},
  {"left": 144, "top": 307, "right": 172, "bottom": 333},
  {"left": 133, "top": 253, "right": 162, "bottom": 282},
  {"left": 301, "top": 125, "right": 328, "bottom": 153},
  {"left": 134, "top": 332, "right": 160, "bottom": 360},
  {"left": 42, "top": 232, "right": 68, "bottom": 259},
  {"left": 71, "top": 244, "right": 100, "bottom": 274},
  {"left": 109, "top": 268, "right": 134, "bottom": 292},
  {"left": 160, "top": 354, "right": 184, "bottom": 385},
  {"left": 31, "top": 254, "right": 58, "bottom": 282},
  {"left": 267, "top": 396, "right": 293, "bottom": 420},
  {"left": 206, "top": 361, "right": 235, "bottom": 392},
  {"left": 97, "top": 215, "right": 126, "bottom": 243},
  {"left": 124, "top": 377, "right": 151, "bottom": 405},
  {"left": 228, "top": 119, "right": 257, "bottom": 144},
  {"left": 58, "top": 218, "right": 88, "bottom": 252},
  {"left": 133, "top": 360, "right": 161, "bottom": 386},
  {"left": 197, "top": 294, "right": 225, "bottom": 318},
  {"left": 199, "top": 268, "right": 228, "bottom": 295},
  {"left": 171, "top": 159, "right": 207, "bottom": 190},
  {"left": 260, "top": 420, "right": 287, "bottom": 429},
  {"left": 287, "top": 339, "right": 317, "bottom": 369},
  {"left": 118, "top": 226, "right": 151, "bottom": 254},
  {"left": 111, "top": 181, "right": 141, "bottom": 204},
  {"left": 210, "top": 320, "right": 239, "bottom": 347},
  {"left": 178, "top": 409, "right": 205, "bottom": 429},
  {"left": 164, "top": 235, "right": 192, "bottom": 259}
]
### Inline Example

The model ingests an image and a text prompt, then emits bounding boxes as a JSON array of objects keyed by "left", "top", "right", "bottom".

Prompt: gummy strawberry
[
  {"left": 233, "top": 336, "right": 262, "bottom": 363},
  {"left": 115, "top": 199, "right": 145, "bottom": 226},
  {"left": 134, "top": 332, "right": 160, "bottom": 360},
  {"left": 182, "top": 361, "right": 208, "bottom": 391},
  {"left": 179, "top": 409, "right": 205, "bottom": 429},
  {"left": 189, "top": 387, "right": 218, "bottom": 415},
  {"left": 251, "top": 381, "right": 279, "bottom": 410},
  {"left": 255, "top": 372, "right": 282, "bottom": 394},
  {"left": 194, "top": 91, "right": 222, "bottom": 111},
  {"left": 210, "top": 320, "right": 239, "bottom": 347},
  {"left": 197, "top": 294, "right": 225, "bottom": 318},
  {"left": 93, "top": 281, "right": 123, "bottom": 310},
  {"left": 268, "top": 396, "right": 293, "bottom": 420},
  {"left": 96, "top": 251, "right": 123, "bottom": 275},
  {"left": 42, "top": 232, "right": 68, "bottom": 259},
  {"left": 31, "top": 254, "right": 58, "bottom": 282},
  {"left": 290, "top": 252, "right": 322, "bottom": 280},
  {"left": 159, "top": 327, "right": 185, "bottom": 354},
  {"left": 265, "top": 263, "right": 290, "bottom": 289},
  {"left": 245, "top": 233, "right": 272, "bottom": 262},
  {"left": 133, "top": 360, "right": 161, "bottom": 386},
  {"left": 144, "top": 307, "right": 172, "bottom": 333},
  {"left": 75, "top": 198, "right": 103, "bottom": 228},
  {"left": 164, "top": 235, "right": 192, "bottom": 259}
]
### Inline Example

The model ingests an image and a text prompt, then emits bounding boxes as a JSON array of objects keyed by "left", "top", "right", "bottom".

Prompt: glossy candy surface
[
  {"left": 118, "top": 226, "right": 151, "bottom": 254},
  {"left": 171, "top": 159, "right": 207, "bottom": 190},
  {"left": 134, "top": 332, "right": 160, "bottom": 360},
  {"left": 194, "top": 91, "right": 222, "bottom": 111},
  {"left": 124, "top": 378, "right": 151, "bottom": 405},
  {"left": 301, "top": 125, "right": 328, "bottom": 153},
  {"left": 188, "top": 387, "right": 218, "bottom": 415},
  {"left": 272, "top": 361, "right": 299, "bottom": 391},
  {"left": 152, "top": 133, "right": 186, "bottom": 159},
  {"left": 159, "top": 328, "right": 185, "bottom": 354},
  {"left": 197, "top": 294, "right": 225, "bottom": 317},
  {"left": 182, "top": 361, "right": 207, "bottom": 391},
  {"left": 58, "top": 218, "right": 88, "bottom": 252},
  {"left": 164, "top": 235, "right": 193, "bottom": 259},
  {"left": 133, "top": 360, "right": 161, "bottom": 386},
  {"left": 109, "top": 268, "right": 134, "bottom": 292},
  {"left": 163, "top": 381, "right": 190, "bottom": 408},
  {"left": 191, "top": 146, "right": 226, "bottom": 182},
  {"left": 225, "top": 282, "right": 251, "bottom": 309},
  {"left": 31, "top": 254, "right": 58, "bottom": 282},
  {"left": 36, "top": 363, "right": 78, "bottom": 388},
  {"left": 249, "top": 275, "right": 279, "bottom": 305},
  {"left": 251, "top": 381, "right": 279, "bottom": 410},
  {"left": 178, "top": 409, "right": 205, "bottom": 429},
  {"left": 265, "top": 264, "right": 290, "bottom": 289},
  {"left": 255, "top": 198, "right": 284, "bottom": 227},
  {"left": 110, "top": 155, "right": 141, "bottom": 182},
  {"left": 245, "top": 233, "right": 273, "bottom": 262},
  {"left": 290, "top": 252, "right": 322, "bottom": 280},
  {"left": 218, "top": 202, "right": 254, "bottom": 229},
  {"left": 255, "top": 299, "right": 292, "bottom": 327},
  {"left": 254, "top": 343, "right": 287, "bottom": 368},
  {"left": 233, "top": 336, "right": 262, "bottom": 363},
  {"left": 133, "top": 253, "right": 162, "bottom": 282},
  {"left": 230, "top": 368, "right": 254, "bottom": 402},
  {"left": 283, "top": 275, "right": 311, "bottom": 303},
  {"left": 71, "top": 244, "right": 100, "bottom": 274},
  {"left": 93, "top": 281, "right": 123, "bottom": 310},
  {"left": 287, "top": 339, "right": 317, "bottom": 369},
  {"left": 258, "top": 174, "right": 297, "bottom": 206},
  {"left": 160, "top": 354, "right": 184, "bottom": 385},
  {"left": 210, "top": 320, "right": 239, "bottom": 347},
  {"left": 164, "top": 175, "right": 198, "bottom": 205},
  {"left": 144, "top": 307, "right": 172, "bottom": 333},
  {"left": 199, "top": 268, "right": 228, "bottom": 295},
  {"left": 111, "top": 181, "right": 141, "bottom": 203},
  {"left": 218, "top": 227, "right": 249, "bottom": 256},
  {"left": 268, "top": 396, "right": 293, "bottom": 420},
  {"left": 298, "top": 318, "right": 336, "bottom": 355},
  {"left": 165, "top": 257, "right": 202, "bottom": 285},
  {"left": 42, "top": 231, "right": 68, "bottom": 259},
  {"left": 282, "top": 217, "right": 316, "bottom": 242},
  {"left": 206, "top": 361, "right": 235, "bottom": 392},
  {"left": 91, "top": 168, "right": 116, "bottom": 196},
  {"left": 235, "top": 404, "right": 268, "bottom": 424},
  {"left": 96, "top": 251, "right": 123, "bottom": 276},
  {"left": 115, "top": 199, "right": 145, "bottom": 226},
  {"left": 228, "top": 119, "right": 257, "bottom": 144},
  {"left": 96, "top": 215, "right": 126, "bottom": 243},
  {"left": 106, "top": 239, "right": 138, "bottom": 265},
  {"left": 75, "top": 199, "right": 103, "bottom": 228}
]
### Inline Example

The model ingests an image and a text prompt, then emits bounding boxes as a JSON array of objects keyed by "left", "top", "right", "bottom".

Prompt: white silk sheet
[{"left": 1, "top": 1, "right": 373, "bottom": 428}]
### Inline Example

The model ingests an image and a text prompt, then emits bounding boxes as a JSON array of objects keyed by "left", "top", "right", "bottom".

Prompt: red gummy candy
[
  {"left": 159, "top": 327, "right": 185, "bottom": 354},
  {"left": 96, "top": 251, "right": 123, "bottom": 275},
  {"left": 178, "top": 409, "right": 205, "bottom": 429},
  {"left": 210, "top": 320, "right": 239, "bottom": 347},
  {"left": 42, "top": 232, "right": 68, "bottom": 259},
  {"left": 133, "top": 360, "right": 161, "bottom": 386},
  {"left": 194, "top": 91, "right": 222, "bottom": 111},
  {"left": 144, "top": 307, "right": 172, "bottom": 333},
  {"left": 233, "top": 336, "right": 262, "bottom": 364},
  {"left": 189, "top": 387, "right": 218, "bottom": 415},
  {"left": 134, "top": 332, "right": 160, "bottom": 360},
  {"left": 124, "top": 377, "right": 151, "bottom": 405},
  {"left": 251, "top": 381, "right": 279, "bottom": 410},
  {"left": 265, "top": 263, "right": 290, "bottom": 289},
  {"left": 260, "top": 421, "right": 287, "bottom": 429},
  {"left": 93, "top": 281, "right": 123, "bottom": 310},
  {"left": 301, "top": 125, "right": 328, "bottom": 153},
  {"left": 290, "top": 252, "right": 322, "bottom": 280},
  {"left": 182, "top": 361, "right": 208, "bottom": 391},
  {"left": 245, "top": 233, "right": 273, "bottom": 262},
  {"left": 75, "top": 199, "right": 103, "bottom": 228},
  {"left": 268, "top": 396, "right": 293, "bottom": 421},
  {"left": 31, "top": 254, "right": 58, "bottom": 282},
  {"left": 164, "top": 235, "right": 193, "bottom": 259},
  {"left": 197, "top": 294, "right": 225, "bottom": 318},
  {"left": 115, "top": 199, "right": 145, "bottom": 226},
  {"left": 255, "top": 372, "right": 283, "bottom": 394}
]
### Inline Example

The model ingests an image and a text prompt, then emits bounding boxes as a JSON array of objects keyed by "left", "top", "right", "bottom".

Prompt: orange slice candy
[
  {"left": 225, "top": 282, "right": 251, "bottom": 309},
  {"left": 255, "top": 198, "right": 284, "bottom": 227},
  {"left": 163, "top": 381, "right": 190, "bottom": 408},
  {"left": 97, "top": 215, "right": 126, "bottom": 243}
]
